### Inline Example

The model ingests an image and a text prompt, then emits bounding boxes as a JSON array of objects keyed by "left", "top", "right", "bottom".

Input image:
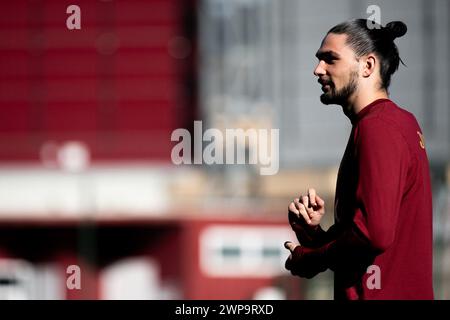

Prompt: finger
[
  {"left": 309, "top": 211, "right": 323, "bottom": 221},
  {"left": 315, "top": 194, "right": 325, "bottom": 207},
  {"left": 285, "top": 255, "right": 293, "bottom": 271},
  {"left": 315, "top": 195, "right": 325, "bottom": 213},
  {"left": 301, "top": 195, "right": 310, "bottom": 208},
  {"left": 294, "top": 200, "right": 311, "bottom": 224},
  {"left": 289, "top": 201, "right": 300, "bottom": 215},
  {"left": 293, "top": 198, "right": 301, "bottom": 210},
  {"left": 305, "top": 202, "right": 314, "bottom": 216},
  {"left": 284, "top": 241, "right": 297, "bottom": 252},
  {"left": 308, "top": 188, "right": 317, "bottom": 206}
]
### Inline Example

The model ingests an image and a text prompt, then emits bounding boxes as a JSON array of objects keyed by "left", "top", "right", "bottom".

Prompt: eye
[
  {"left": 321, "top": 57, "right": 335, "bottom": 65},
  {"left": 315, "top": 52, "right": 339, "bottom": 65}
]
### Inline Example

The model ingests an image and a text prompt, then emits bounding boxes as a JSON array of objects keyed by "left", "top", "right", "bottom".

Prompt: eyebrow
[{"left": 315, "top": 50, "right": 341, "bottom": 60}]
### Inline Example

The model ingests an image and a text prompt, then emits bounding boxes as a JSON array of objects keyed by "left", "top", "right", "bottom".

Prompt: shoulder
[
  {"left": 357, "top": 101, "right": 419, "bottom": 138},
  {"left": 355, "top": 115, "right": 404, "bottom": 144},
  {"left": 355, "top": 101, "right": 423, "bottom": 157}
]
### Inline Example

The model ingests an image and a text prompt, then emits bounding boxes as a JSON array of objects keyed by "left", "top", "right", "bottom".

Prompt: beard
[{"left": 320, "top": 70, "right": 359, "bottom": 106}]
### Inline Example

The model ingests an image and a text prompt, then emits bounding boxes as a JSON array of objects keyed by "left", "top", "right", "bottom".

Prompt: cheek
[
  {"left": 328, "top": 67, "right": 344, "bottom": 82},
  {"left": 330, "top": 71, "right": 344, "bottom": 86},
  {"left": 334, "top": 69, "right": 354, "bottom": 86}
]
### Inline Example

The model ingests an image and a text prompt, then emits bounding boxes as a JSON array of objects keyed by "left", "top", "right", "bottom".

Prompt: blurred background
[{"left": 0, "top": 0, "right": 448, "bottom": 300}]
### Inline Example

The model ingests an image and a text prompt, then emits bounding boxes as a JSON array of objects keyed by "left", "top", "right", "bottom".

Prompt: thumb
[
  {"left": 315, "top": 195, "right": 325, "bottom": 207},
  {"left": 284, "top": 241, "right": 298, "bottom": 253}
]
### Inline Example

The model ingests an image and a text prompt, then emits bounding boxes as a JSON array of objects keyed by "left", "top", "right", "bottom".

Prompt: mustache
[{"left": 318, "top": 78, "right": 333, "bottom": 86}]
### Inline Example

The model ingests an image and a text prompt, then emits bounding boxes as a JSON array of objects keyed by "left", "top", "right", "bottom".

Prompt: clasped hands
[{"left": 284, "top": 188, "right": 326, "bottom": 278}]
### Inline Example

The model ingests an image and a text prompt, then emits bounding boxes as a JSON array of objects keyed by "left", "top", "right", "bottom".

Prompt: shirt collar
[{"left": 350, "top": 98, "right": 391, "bottom": 125}]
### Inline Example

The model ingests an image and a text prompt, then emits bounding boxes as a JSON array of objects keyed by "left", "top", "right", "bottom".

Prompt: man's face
[{"left": 313, "top": 33, "right": 360, "bottom": 106}]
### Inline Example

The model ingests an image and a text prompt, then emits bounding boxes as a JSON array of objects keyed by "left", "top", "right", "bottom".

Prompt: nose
[{"left": 313, "top": 61, "right": 326, "bottom": 77}]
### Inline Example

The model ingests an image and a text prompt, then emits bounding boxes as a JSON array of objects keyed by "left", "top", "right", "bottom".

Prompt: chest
[{"left": 334, "top": 131, "right": 359, "bottom": 222}]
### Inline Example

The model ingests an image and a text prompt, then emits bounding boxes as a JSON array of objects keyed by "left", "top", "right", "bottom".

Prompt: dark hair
[{"left": 328, "top": 19, "right": 407, "bottom": 90}]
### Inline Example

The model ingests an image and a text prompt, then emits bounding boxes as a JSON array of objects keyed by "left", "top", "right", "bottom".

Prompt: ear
[{"left": 362, "top": 54, "right": 377, "bottom": 78}]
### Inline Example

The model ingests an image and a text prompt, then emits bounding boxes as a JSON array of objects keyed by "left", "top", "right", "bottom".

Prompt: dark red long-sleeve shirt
[{"left": 290, "top": 98, "right": 434, "bottom": 299}]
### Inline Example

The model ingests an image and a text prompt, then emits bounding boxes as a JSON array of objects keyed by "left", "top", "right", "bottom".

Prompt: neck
[{"left": 342, "top": 89, "right": 389, "bottom": 118}]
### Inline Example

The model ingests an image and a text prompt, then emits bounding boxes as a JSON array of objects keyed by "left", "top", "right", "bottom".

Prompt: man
[{"left": 284, "top": 19, "right": 434, "bottom": 300}]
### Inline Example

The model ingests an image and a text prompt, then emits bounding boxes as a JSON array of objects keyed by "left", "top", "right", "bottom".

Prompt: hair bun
[{"left": 384, "top": 21, "right": 407, "bottom": 40}]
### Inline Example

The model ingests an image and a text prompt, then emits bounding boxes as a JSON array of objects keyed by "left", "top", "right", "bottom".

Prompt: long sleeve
[
  {"left": 351, "top": 117, "right": 409, "bottom": 252},
  {"left": 288, "top": 116, "right": 411, "bottom": 277},
  {"left": 288, "top": 210, "right": 338, "bottom": 248},
  {"left": 286, "top": 222, "right": 373, "bottom": 277}
]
